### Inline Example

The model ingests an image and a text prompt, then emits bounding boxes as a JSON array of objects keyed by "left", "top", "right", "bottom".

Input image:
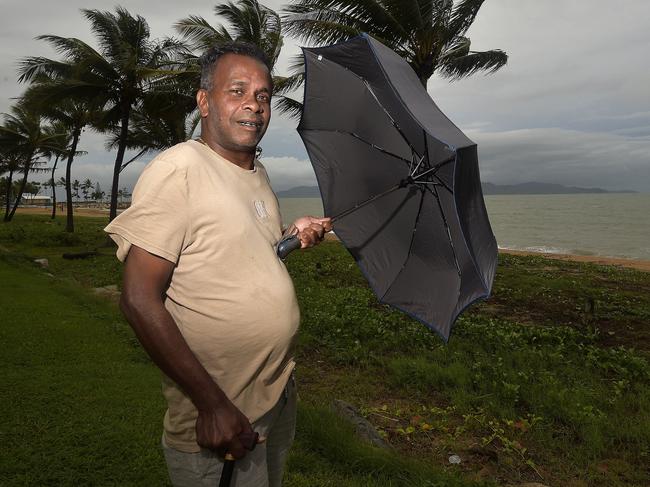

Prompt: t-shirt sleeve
[{"left": 104, "top": 159, "right": 190, "bottom": 263}]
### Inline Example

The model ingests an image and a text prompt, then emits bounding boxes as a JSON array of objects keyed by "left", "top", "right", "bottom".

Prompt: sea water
[{"left": 278, "top": 193, "right": 650, "bottom": 261}]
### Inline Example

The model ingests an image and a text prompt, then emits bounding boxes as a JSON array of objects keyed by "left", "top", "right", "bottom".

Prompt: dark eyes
[{"left": 229, "top": 89, "right": 269, "bottom": 102}]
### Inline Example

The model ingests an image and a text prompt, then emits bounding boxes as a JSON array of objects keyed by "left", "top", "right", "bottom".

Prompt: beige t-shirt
[{"left": 105, "top": 140, "right": 300, "bottom": 453}]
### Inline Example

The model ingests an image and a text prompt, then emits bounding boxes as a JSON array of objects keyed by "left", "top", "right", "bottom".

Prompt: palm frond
[
  {"left": 439, "top": 48, "right": 508, "bottom": 79},
  {"left": 273, "top": 71, "right": 305, "bottom": 96},
  {"left": 174, "top": 15, "right": 231, "bottom": 51},
  {"left": 81, "top": 9, "right": 123, "bottom": 62},
  {"left": 273, "top": 95, "right": 303, "bottom": 120},
  {"left": 448, "top": 0, "right": 484, "bottom": 38},
  {"left": 17, "top": 57, "right": 72, "bottom": 83},
  {"left": 282, "top": 0, "right": 405, "bottom": 44}
]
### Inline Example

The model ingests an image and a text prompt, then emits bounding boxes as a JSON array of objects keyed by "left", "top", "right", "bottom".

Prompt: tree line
[{"left": 0, "top": 0, "right": 507, "bottom": 232}]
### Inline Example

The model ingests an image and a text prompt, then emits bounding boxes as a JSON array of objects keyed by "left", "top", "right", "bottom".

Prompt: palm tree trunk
[
  {"left": 119, "top": 148, "right": 147, "bottom": 173},
  {"left": 50, "top": 156, "right": 60, "bottom": 220},
  {"left": 3, "top": 170, "right": 13, "bottom": 222},
  {"left": 7, "top": 156, "right": 33, "bottom": 222},
  {"left": 65, "top": 128, "right": 81, "bottom": 232},
  {"left": 109, "top": 105, "right": 131, "bottom": 221}
]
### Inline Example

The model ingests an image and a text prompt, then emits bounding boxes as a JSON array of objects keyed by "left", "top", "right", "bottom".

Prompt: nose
[{"left": 243, "top": 93, "right": 263, "bottom": 113}]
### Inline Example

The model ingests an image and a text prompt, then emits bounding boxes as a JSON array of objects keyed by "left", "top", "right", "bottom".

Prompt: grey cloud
[
  {"left": 470, "top": 128, "right": 650, "bottom": 192},
  {"left": 2, "top": 1, "right": 650, "bottom": 193}
]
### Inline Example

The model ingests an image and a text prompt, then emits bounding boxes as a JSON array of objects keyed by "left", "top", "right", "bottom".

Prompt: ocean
[{"left": 278, "top": 193, "right": 650, "bottom": 261}]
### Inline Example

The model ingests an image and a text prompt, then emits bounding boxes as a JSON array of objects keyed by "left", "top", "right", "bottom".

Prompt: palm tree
[
  {"left": 81, "top": 179, "right": 94, "bottom": 202},
  {"left": 22, "top": 94, "right": 92, "bottom": 231},
  {"left": 40, "top": 121, "right": 70, "bottom": 219},
  {"left": 18, "top": 7, "right": 188, "bottom": 221},
  {"left": 91, "top": 182, "right": 105, "bottom": 203},
  {"left": 72, "top": 179, "right": 81, "bottom": 201},
  {"left": 175, "top": 0, "right": 283, "bottom": 69},
  {"left": 0, "top": 102, "right": 55, "bottom": 221},
  {"left": 109, "top": 87, "right": 200, "bottom": 174},
  {"left": 279, "top": 0, "right": 508, "bottom": 117},
  {"left": 0, "top": 151, "right": 21, "bottom": 219}
]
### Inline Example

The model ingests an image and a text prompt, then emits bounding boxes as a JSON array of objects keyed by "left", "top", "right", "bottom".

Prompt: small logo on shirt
[{"left": 254, "top": 200, "right": 269, "bottom": 219}]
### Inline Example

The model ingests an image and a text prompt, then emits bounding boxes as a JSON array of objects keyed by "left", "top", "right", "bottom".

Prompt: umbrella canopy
[{"left": 297, "top": 34, "right": 498, "bottom": 341}]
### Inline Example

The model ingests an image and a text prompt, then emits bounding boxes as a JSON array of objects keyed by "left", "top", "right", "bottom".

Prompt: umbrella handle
[
  {"left": 217, "top": 432, "right": 260, "bottom": 487},
  {"left": 277, "top": 235, "right": 301, "bottom": 259},
  {"left": 218, "top": 454, "right": 236, "bottom": 487}
]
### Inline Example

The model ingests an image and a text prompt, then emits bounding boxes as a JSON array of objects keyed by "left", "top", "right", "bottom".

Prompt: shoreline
[
  {"left": 499, "top": 248, "right": 650, "bottom": 272},
  {"left": 15, "top": 208, "right": 650, "bottom": 272},
  {"left": 324, "top": 234, "right": 650, "bottom": 272}
]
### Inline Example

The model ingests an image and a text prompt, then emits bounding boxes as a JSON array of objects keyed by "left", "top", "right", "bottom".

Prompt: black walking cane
[{"left": 218, "top": 431, "right": 260, "bottom": 487}]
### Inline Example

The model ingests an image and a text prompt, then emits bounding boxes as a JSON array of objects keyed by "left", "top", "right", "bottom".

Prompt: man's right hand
[{"left": 195, "top": 399, "right": 255, "bottom": 459}]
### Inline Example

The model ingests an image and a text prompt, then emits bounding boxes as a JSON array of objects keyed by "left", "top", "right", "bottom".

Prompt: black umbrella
[{"left": 280, "top": 34, "right": 497, "bottom": 341}]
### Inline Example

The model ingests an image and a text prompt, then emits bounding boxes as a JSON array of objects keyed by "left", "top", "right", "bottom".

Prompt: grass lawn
[{"left": 1, "top": 213, "right": 649, "bottom": 486}]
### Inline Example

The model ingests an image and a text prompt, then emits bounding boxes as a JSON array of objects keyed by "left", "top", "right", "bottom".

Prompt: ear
[{"left": 196, "top": 89, "right": 209, "bottom": 118}]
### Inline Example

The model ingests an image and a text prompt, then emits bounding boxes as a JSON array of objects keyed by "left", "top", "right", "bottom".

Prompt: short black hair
[{"left": 199, "top": 42, "right": 271, "bottom": 91}]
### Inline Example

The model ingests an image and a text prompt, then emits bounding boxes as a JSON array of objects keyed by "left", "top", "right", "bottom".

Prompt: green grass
[
  {"left": 0, "top": 215, "right": 478, "bottom": 487},
  {"left": 2, "top": 213, "right": 650, "bottom": 486},
  {"left": 0, "top": 253, "right": 167, "bottom": 486},
  {"left": 285, "top": 234, "right": 650, "bottom": 485}
]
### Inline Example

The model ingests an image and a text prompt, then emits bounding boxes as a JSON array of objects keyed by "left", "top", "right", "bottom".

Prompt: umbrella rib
[
  {"left": 411, "top": 154, "right": 426, "bottom": 177},
  {"left": 431, "top": 175, "right": 453, "bottom": 194},
  {"left": 338, "top": 66, "right": 420, "bottom": 160},
  {"left": 331, "top": 183, "right": 403, "bottom": 223},
  {"left": 425, "top": 185, "right": 462, "bottom": 278},
  {"left": 300, "top": 128, "right": 411, "bottom": 166},
  {"left": 413, "top": 156, "right": 455, "bottom": 181},
  {"left": 360, "top": 77, "right": 414, "bottom": 153},
  {"left": 379, "top": 189, "right": 426, "bottom": 302},
  {"left": 422, "top": 129, "right": 431, "bottom": 172}
]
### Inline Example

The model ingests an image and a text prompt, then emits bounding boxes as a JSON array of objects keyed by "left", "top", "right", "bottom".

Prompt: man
[{"left": 105, "top": 42, "right": 331, "bottom": 486}]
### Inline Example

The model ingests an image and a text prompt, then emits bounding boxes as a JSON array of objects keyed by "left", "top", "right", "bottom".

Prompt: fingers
[
  {"left": 292, "top": 216, "right": 333, "bottom": 249},
  {"left": 197, "top": 425, "right": 248, "bottom": 459},
  {"left": 292, "top": 216, "right": 332, "bottom": 232},
  {"left": 322, "top": 218, "right": 333, "bottom": 232},
  {"left": 298, "top": 222, "right": 326, "bottom": 248},
  {"left": 195, "top": 405, "right": 254, "bottom": 459},
  {"left": 226, "top": 436, "right": 247, "bottom": 460}
]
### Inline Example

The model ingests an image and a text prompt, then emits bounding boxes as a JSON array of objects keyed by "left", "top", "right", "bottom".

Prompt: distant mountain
[
  {"left": 481, "top": 182, "right": 636, "bottom": 195},
  {"left": 276, "top": 183, "right": 635, "bottom": 197},
  {"left": 275, "top": 186, "right": 322, "bottom": 198}
]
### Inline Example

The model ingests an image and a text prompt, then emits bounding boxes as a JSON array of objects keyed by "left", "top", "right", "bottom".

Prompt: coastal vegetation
[
  {"left": 1, "top": 0, "right": 507, "bottom": 226},
  {"left": 1, "top": 214, "right": 649, "bottom": 486}
]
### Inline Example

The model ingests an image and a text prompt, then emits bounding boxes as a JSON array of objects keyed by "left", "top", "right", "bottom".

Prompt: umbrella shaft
[{"left": 331, "top": 183, "right": 402, "bottom": 223}]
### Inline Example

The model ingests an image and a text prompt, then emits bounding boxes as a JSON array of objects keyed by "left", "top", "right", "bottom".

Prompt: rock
[
  {"left": 34, "top": 258, "right": 49, "bottom": 268},
  {"left": 331, "top": 399, "right": 392, "bottom": 450},
  {"left": 63, "top": 251, "right": 98, "bottom": 260},
  {"left": 93, "top": 285, "right": 120, "bottom": 297}
]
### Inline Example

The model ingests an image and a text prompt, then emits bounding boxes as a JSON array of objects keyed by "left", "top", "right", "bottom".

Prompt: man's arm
[{"left": 120, "top": 245, "right": 253, "bottom": 459}]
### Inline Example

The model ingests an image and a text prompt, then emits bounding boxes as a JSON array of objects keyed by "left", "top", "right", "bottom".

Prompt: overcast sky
[{"left": 1, "top": 0, "right": 649, "bottom": 193}]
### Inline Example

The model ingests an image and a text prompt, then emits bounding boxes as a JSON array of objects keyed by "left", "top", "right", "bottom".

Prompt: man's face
[{"left": 197, "top": 53, "right": 272, "bottom": 156}]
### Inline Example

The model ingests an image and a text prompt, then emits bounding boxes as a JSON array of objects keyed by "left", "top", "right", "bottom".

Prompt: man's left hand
[{"left": 289, "top": 216, "right": 332, "bottom": 249}]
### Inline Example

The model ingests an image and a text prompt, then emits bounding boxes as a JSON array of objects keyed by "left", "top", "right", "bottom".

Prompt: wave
[{"left": 498, "top": 244, "right": 571, "bottom": 255}]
